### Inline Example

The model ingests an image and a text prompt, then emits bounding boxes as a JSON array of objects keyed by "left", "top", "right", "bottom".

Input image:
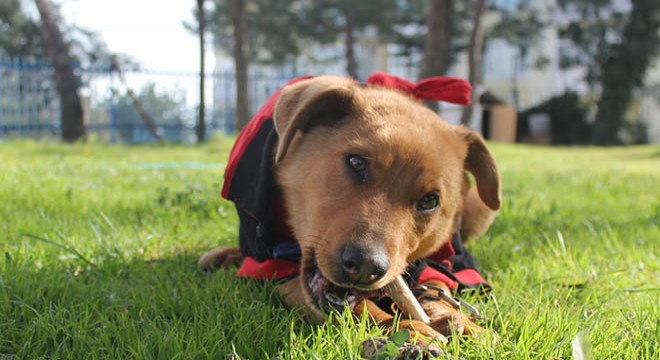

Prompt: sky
[
  {"left": 47, "top": 0, "right": 217, "bottom": 107},
  {"left": 56, "top": 0, "right": 213, "bottom": 73}
]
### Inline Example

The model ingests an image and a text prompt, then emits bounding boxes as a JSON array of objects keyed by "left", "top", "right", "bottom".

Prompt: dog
[{"left": 200, "top": 74, "right": 501, "bottom": 350}]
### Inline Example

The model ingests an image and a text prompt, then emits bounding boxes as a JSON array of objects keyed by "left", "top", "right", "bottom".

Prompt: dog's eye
[
  {"left": 416, "top": 193, "right": 439, "bottom": 212},
  {"left": 346, "top": 154, "right": 368, "bottom": 179}
]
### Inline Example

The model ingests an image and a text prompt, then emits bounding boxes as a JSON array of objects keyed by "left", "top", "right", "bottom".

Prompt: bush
[{"left": 518, "top": 92, "right": 591, "bottom": 145}]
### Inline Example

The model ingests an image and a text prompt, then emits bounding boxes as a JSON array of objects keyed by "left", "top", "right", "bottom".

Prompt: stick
[{"left": 386, "top": 275, "right": 431, "bottom": 324}]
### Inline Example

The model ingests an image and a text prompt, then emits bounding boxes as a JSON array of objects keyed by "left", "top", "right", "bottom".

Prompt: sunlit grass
[{"left": 0, "top": 139, "right": 658, "bottom": 359}]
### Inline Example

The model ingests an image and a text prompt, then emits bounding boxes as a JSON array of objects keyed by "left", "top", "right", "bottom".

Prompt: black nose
[{"left": 339, "top": 245, "right": 389, "bottom": 286}]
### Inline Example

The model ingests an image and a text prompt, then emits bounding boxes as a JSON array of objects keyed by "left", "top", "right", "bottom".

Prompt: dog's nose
[{"left": 339, "top": 245, "right": 389, "bottom": 286}]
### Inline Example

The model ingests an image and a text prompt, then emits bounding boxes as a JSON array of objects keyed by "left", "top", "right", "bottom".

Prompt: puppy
[{"left": 201, "top": 75, "right": 501, "bottom": 347}]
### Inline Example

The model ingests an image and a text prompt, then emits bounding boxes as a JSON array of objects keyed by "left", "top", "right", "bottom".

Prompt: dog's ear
[
  {"left": 273, "top": 77, "right": 356, "bottom": 163},
  {"left": 457, "top": 128, "right": 501, "bottom": 210}
]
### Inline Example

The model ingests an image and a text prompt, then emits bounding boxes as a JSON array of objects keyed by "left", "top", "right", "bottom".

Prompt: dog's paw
[
  {"left": 199, "top": 246, "right": 242, "bottom": 271},
  {"left": 397, "top": 319, "right": 448, "bottom": 346}
]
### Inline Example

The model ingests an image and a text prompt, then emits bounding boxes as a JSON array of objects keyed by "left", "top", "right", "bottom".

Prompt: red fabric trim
[
  {"left": 221, "top": 76, "right": 314, "bottom": 199},
  {"left": 366, "top": 72, "right": 472, "bottom": 105},
  {"left": 453, "top": 268, "right": 487, "bottom": 286},
  {"left": 414, "top": 77, "right": 472, "bottom": 105},
  {"left": 426, "top": 241, "right": 455, "bottom": 264},
  {"left": 237, "top": 256, "right": 300, "bottom": 280},
  {"left": 418, "top": 266, "right": 459, "bottom": 290}
]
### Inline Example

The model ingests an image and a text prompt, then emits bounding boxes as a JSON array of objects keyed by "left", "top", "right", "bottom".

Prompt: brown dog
[{"left": 200, "top": 76, "right": 501, "bottom": 348}]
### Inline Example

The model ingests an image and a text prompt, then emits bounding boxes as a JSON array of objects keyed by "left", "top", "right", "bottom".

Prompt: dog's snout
[{"left": 339, "top": 245, "right": 389, "bottom": 286}]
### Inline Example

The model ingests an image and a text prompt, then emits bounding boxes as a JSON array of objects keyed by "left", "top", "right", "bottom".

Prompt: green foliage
[
  {"left": 207, "top": 0, "right": 421, "bottom": 69},
  {"left": 557, "top": 0, "right": 629, "bottom": 86},
  {"left": 295, "top": 0, "right": 401, "bottom": 42},
  {"left": 490, "top": 1, "right": 551, "bottom": 71},
  {"left": 0, "top": 140, "right": 658, "bottom": 359},
  {"left": 592, "top": 0, "right": 660, "bottom": 145},
  {"left": 519, "top": 92, "right": 591, "bottom": 145},
  {"left": 558, "top": 0, "right": 660, "bottom": 145},
  {"left": 112, "top": 83, "right": 187, "bottom": 142},
  {"left": 0, "top": 0, "right": 43, "bottom": 56},
  {"left": 208, "top": 0, "right": 306, "bottom": 65},
  {"left": 381, "top": 330, "right": 412, "bottom": 359}
]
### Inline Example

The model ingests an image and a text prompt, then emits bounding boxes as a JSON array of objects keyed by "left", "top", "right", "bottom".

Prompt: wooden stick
[{"left": 386, "top": 275, "right": 430, "bottom": 324}]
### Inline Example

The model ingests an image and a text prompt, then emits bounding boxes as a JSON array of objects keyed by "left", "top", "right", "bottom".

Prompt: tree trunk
[
  {"left": 593, "top": 0, "right": 660, "bottom": 145},
  {"left": 196, "top": 0, "right": 206, "bottom": 142},
  {"left": 460, "top": 0, "right": 486, "bottom": 127},
  {"left": 230, "top": 0, "right": 250, "bottom": 132},
  {"left": 419, "top": 0, "right": 453, "bottom": 112},
  {"left": 344, "top": 11, "right": 358, "bottom": 79},
  {"left": 34, "top": 0, "right": 85, "bottom": 142}
]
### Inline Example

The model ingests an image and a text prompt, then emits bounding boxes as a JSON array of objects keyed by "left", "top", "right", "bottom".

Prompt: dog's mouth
[{"left": 304, "top": 254, "right": 383, "bottom": 313}]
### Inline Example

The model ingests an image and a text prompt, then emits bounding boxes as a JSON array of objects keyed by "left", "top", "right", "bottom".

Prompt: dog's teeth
[
  {"left": 309, "top": 271, "right": 322, "bottom": 287},
  {"left": 346, "top": 295, "right": 356, "bottom": 303},
  {"left": 324, "top": 292, "right": 346, "bottom": 306}
]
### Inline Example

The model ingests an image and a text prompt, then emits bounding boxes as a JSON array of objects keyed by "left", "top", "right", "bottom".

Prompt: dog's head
[{"left": 272, "top": 76, "right": 500, "bottom": 318}]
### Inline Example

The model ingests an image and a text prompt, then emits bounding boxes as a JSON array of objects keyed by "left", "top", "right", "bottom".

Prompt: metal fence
[
  {"left": 0, "top": 57, "right": 61, "bottom": 137},
  {"left": 0, "top": 57, "right": 306, "bottom": 143}
]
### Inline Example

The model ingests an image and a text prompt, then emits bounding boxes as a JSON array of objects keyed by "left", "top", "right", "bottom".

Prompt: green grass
[{"left": 1, "top": 139, "right": 658, "bottom": 359}]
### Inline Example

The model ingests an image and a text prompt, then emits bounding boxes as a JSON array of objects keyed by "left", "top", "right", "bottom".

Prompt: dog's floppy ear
[
  {"left": 273, "top": 76, "right": 356, "bottom": 163},
  {"left": 458, "top": 128, "right": 501, "bottom": 210}
]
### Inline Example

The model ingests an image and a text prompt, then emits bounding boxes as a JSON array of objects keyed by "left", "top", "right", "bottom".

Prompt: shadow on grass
[{"left": 0, "top": 249, "right": 310, "bottom": 359}]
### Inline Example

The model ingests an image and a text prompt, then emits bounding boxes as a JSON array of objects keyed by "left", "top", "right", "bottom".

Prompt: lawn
[{"left": 0, "top": 139, "right": 658, "bottom": 359}]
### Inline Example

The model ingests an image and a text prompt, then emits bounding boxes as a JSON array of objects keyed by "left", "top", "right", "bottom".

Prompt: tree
[
  {"left": 418, "top": 0, "right": 454, "bottom": 111},
  {"left": 196, "top": 0, "right": 207, "bottom": 142},
  {"left": 592, "top": 0, "right": 660, "bottom": 145},
  {"left": 460, "top": 0, "right": 486, "bottom": 126},
  {"left": 559, "top": 0, "right": 660, "bottom": 145},
  {"left": 229, "top": 0, "right": 250, "bottom": 131},
  {"left": 299, "top": 0, "right": 400, "bottom": 79},
  {"left": 34, "top": 0, "right": 85, "bottom": 142},
  {"left": 206, "top": 0, "right": 254, "bottom": 131},
  {"left": 209, "top": 1, "right": 303, "bottom": 66},
  {"left": 0, "top": 0, "right": 43, "bottom": 56},
  {"left": 419, "top": 0, "right": 453, "bottom": 80},
  {"left": 557, "top": 0, "right": 629, "bottom": 90},
  {"left": 490, "top": 0, "right": 549, "bottom": 109},
  {"left": 112, "top": 83, "right": 186, "bottom": 143}
]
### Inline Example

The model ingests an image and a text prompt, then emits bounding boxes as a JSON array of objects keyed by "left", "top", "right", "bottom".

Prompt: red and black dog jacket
[{"left": 221, "top": 74, "right": 491, "bottom": 293}]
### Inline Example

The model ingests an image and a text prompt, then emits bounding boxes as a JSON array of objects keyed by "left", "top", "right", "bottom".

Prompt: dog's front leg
[
  {"left": 199, "top": 246, "right": 243, "bottom": 270},
  {"left": 275, "top": 276, "right": 327, "bottom": 323},
  {"left": 353, "top": 298, "right": 447, "bottom": 350}
]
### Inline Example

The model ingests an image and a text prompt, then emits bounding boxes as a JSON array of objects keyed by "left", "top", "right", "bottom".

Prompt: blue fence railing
[
  {"left": 0, "top": 57, "right": 61, "bottom": 138},
  {"left": 0, "top": 57, "right": 307, "bottom": 143}
]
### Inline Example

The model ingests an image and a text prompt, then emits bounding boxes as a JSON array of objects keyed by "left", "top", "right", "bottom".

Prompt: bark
[
  {"left": 230, "top": 0, "right": 250, "bottom": 132},
  {"left": 344, "top": 11, "right": 358, "bottom": 79},
  {"left": 460, "top": 0, "right": 486, "bottom": 127},
  {"left": 34, "top": 0, "right": 85, "bottom": 142},
  {"left": 196, "top": 0, "right": 206, "bottom": 142},
  {"left": 419, "top": 0, "right": 453, "bottom": 112}
]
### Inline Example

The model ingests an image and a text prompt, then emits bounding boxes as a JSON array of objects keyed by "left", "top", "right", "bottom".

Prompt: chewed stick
[{"left": 385, "top": 275, "right": 431, "bottom": 324}]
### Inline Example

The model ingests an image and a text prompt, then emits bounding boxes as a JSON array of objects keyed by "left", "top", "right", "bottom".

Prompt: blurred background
[{"left": 1, "top": 0, "right": 658, "bottom": 145}]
